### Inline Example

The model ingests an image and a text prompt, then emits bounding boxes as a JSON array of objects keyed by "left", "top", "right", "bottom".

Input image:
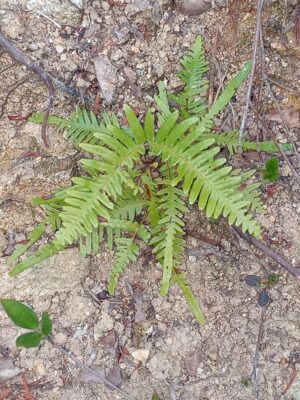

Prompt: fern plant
[{"left": 7, "top": 37, "right": 286, "bottom": 324}]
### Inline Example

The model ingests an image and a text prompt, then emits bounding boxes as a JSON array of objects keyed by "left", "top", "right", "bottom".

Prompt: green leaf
[
  {"left": 16, "top": 332, "right": 42, "bottom": 348},
  {"left": 151, "top": 394, "right": 160, "bottom": 400},
  {"left": 172, "top": 272, "right": 205, "bottom": 325},
  {"left": 0, "top": 299, "right": 39, "bottom": 329},
  {"left": 6, "top": 223, "right": 45, "bottom": 265},
  {"left": 108, "top": 238, "right": 139, "bottom": 295},
  {"left": 263, "top": 157, "right": 279, "bottom": 182},
  {"left": 202, "top": 60, "right": 252, "bottom": 128},
  {"left": 40, "top": 312, "right": 52, "bottom": 337}
]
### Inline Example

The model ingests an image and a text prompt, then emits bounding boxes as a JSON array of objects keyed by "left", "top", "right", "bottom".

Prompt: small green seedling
[
  {"left": 151, "top": 394, "right": 161, "bottom": 400},
  {"left": 241, "top": 377, "right": 251, "bottom": 388},
  {"left": 0, "top": 299, "right": 52, "bottom": 348},
  {"left": 263, "top": 157, "right": 279, "bottom": 182}
]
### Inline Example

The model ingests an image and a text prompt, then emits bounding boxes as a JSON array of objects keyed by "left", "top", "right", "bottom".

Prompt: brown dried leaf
[
  {"left": 106, "top": 364, "right": 122, "bottom": 387},
  {"left": 184, "top": 347, "right": 203, "bottom": 376},
  {"left": 182, "top": 0, "right": 211, "bottom": 15},
  {"left": 267, "top": 108, "right": 300, "bottom": 128},
  {"left": 94, "top": 56, "right": 117, "bottom": 104},
  {"left": 99, "top": 330, "right": 117, "bottom": 349}
]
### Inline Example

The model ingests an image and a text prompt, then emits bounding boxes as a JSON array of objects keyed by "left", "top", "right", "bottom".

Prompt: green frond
[
  {"left": 171, "top": 36, "right": 209, "bottom": 118},
  {"left": 171, "top": 270, "right": 205, "bottom": 325},
  {"left": 200, "top": 131, "right": 293, "bottom": 155},
  {"left": 154, "top": 81, "right": 172, "bottom": 124},
  {"left": 150, "top": 121, "right": 261, "bottom": 238},
  {"left": 142, "top": 175, "right": 161, "bottom": 228},
  {"left": 241, "top": 182, "right": 263, "bottom": 212},
  {"left": 64, "top": 108, "right": 102, "bottom": 144},
  {"left": 55, "top": 181, "right": 113, "bottom": 247},
  {"left": 103, "top": 219, "right": 150, "bottom": 243},
  {"left": 235, "top": 170, "right": 263, "bottom": 212},
  {"left": 201, "top": 61, "right": 252, "bottom": 130},
  {"left": 9, "top": 241, "right": 63, "bottom": 276},
  {"left": 6, "top": 223, "right": 45, "bottom": 265},
  {"left": 79, "top": 226, "right": 102, "bottom": 257},
  {"left": 29, "top": 109, "right": 120, "bottom": 145},
  {"left": 108, "top": 237, "right": 139, "bottom": 295},
  {"left": 112, "top": 189, "right": 147, "bottom": 221},
  {"left": 150, "top": 182, "right": 188, "bottom": 296}
]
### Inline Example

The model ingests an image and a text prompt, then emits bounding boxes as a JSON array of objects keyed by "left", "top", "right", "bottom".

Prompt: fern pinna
[{"left": 8, "top": 37, "right": 285, "bottom": 324}]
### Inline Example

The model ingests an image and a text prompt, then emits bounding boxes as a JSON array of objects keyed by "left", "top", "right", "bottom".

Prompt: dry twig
[
  {"left": 233, "top": 227, "right": 300, "bottom": 280},
  {"left": 0, "top": 31, "right": 55, "bottom": 147},
  {"left": 239, "top": 0, "right": 264, "bottom": 148},
  {"left": 48, "top": 338, "right": 137, "bottom": 400}
]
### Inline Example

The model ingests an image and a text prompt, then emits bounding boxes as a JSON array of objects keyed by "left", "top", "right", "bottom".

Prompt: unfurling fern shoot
[{"left": 8, "top": 37, "right": 284, "bottom": 324}]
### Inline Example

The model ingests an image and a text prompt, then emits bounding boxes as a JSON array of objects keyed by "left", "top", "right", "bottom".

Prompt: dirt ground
[{"left": 0, "top": 0, "right": 300, "bottom": 399}]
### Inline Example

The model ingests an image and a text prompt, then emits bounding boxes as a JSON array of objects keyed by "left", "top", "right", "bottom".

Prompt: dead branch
[
  {"left": 239, "top": 0, "right": 264, "bottom": 148},
  {"left": 0, "top": 31, "right": 55, "bottom": 147},
  {"left": 233, "top": 227, "right": 300, "bottom": 280},
  {"left": 282, "top": 367, "right": 298, "bottom": 395}
]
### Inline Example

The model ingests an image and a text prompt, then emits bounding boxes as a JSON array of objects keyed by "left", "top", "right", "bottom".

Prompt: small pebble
[{"left": 132, "top": 349, "right": 150, "bottom": 363}]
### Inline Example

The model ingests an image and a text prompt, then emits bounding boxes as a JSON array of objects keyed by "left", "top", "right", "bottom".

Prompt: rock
[
  {"left": 94, "top": 312, "right": 114, "bottom": 339},
  {"left": 94, "top": 55, "right": 117, "bottom": 104},
  {"left": 188, "top": 255, "right": 197, "bottom": 263},
  {"left": 182, "top": 0, "right": 211, "bottom": 15},
  {"left": 0, "top": 357, "right": 22, "bottom": 381},
  {"left": 123, "top": 66, "right": 137, "bottom": 83},
  {"left": 0, "top": 230, "right": 8, "bottom": 253},
  {"left": 134, "top": 0, "right": 149, "bottom": 11},
  {"left": 55, "top": 45, "right": 64, "bottom": 54},
  {"left": 131, "top": 349, "right": 150, "bottom": 363}
]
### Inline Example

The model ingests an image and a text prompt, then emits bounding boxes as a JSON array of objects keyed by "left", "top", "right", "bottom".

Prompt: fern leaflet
[
  {"left": 150, "top": 182, "right": 188, "bottom": 296},
  {"left": 108, "top": 237, "right": 140, "bottom": 295},
  {"left": 171, "top": 270, "right": 205, "bottom": 325}
]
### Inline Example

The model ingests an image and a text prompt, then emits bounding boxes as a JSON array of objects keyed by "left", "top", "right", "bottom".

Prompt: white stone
[{"left": 131, "top": 349, "right": 150, "bottom": 363}]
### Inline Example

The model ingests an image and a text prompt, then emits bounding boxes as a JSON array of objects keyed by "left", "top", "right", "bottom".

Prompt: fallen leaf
[
  {"left": 106, "top": 364, "right": 122, "bottom": 387},
  {"left": 99, "top": 330, "right": 117, "bottom": 349},
  {"left": 184, "top": 347, "right": 202, "bottom": 376},
  {"left": 0, "top": 387, "right": 12, "bottom": 399},
  {"left": 182, "top": 0, "right": 211, "bottom": 15},
  {"left": 267, "top": 108, "right": 300, "bottom": 128},
  {"left": 94, "top": 55, "right": 117, "bottom": 104}
]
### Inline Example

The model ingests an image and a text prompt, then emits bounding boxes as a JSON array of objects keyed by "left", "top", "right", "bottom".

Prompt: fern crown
[{"left": 8, "top": 36, "right": 283, "bottom": 324}]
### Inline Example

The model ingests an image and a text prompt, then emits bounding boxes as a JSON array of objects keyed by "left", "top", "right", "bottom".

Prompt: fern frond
[
  {"left": 171, "top": 270, "right": 205, "bottom": 325},
  {"left": 142, "top": 175, "right": 161, "bottom": 228},
  {"left": 108, "top": 237, "right": 139, "bottom": 295},
  {"left": 154, "top": 81, "right": 172, "bottom": 124},
  {"left": 199, "top": 131, "right": 293, "bottom": 155},
  {"left": 29, "top": 109, "right": 120, "bottom": 145},
  {"left": 236, "top": 170, "right": 263, "bottom": 212},
  {"left": 201, "top": 61, "right": 252, "bottom": 130},
  {"left": 6, "top": 223, "right": 45, "bottom": 265},
  {"left": 9, "top": 241, "right": 63, "bottom": 276},
  {"left": 112, "top": 189, "right": 147, "bottom": 221},
  {"left": 79, "top": 226, "right": 102, "bottom": 257},
  {"left": 171, "top": 36, "right": 208, "bottom": 118},
  {"left": 80, "top": 106, "right": 146, "bottom": 200},
  {"left": 150, "top": 182, "right": 188, "bottom": 296},
  {"left": 150, "top": 120, "right": 261, "bottom": 238}
]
